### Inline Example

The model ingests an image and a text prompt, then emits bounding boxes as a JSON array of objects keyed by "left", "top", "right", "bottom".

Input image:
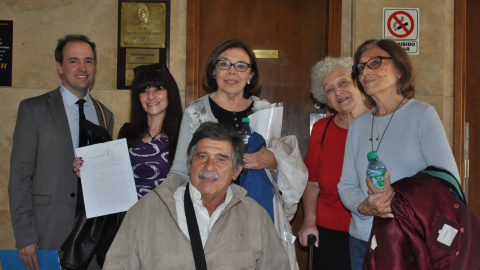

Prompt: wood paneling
[
  {"left": 186, "top": 0, "right": 342, "bottom": 267},
  {"left": 454, "top": 0, "right": 480, "bottom": 218}
]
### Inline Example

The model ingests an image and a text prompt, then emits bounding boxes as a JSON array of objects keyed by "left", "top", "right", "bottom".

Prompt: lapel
[{"left": 47, "top": 88, "right": 75, "bottom": 157}]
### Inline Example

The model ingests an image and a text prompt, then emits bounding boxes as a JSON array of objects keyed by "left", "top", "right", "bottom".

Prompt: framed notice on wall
[
  {"left": 117, "top": 0, "right": 170, "bottom": 89},
  {"left": 0, "top": 20, "right": 13, "bottom": 86}
]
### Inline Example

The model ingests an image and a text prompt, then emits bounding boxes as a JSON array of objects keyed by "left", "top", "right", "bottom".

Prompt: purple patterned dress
[{"left": 129, "top": 135, "right": 169, "bottom": 198}]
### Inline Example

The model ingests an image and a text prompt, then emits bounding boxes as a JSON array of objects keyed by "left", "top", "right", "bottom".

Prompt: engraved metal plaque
[
  {"left": 125, "top": 48, "right": 160, "bottom": 86},
  {"left": 120, "top": 2, "right": 166, "bottom": 48},
  {"left": 117, "top": 0, "right": 170, "bottom": 89},
  {"left": 253, "top": 50, "right": 279, "bottom": 59}
]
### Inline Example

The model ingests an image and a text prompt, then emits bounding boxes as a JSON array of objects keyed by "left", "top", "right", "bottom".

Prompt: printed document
[{"left": 76, "top": 138, "right": 137, "bottom": 218}]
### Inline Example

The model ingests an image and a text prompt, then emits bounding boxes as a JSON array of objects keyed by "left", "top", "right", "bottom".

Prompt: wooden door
[
  {"left": 465, "top": 1, "right": 480, "bottom": 217},
  {"left": 186, "top": 0, "right": 342, "bottom": 267},
  {"left": 455, "top": 0, "right": 480, "bottom": 218}
]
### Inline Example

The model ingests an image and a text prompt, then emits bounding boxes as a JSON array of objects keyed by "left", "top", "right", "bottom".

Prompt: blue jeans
[{"left": 349, "top": 236, "right": 368, "bottom": 270}]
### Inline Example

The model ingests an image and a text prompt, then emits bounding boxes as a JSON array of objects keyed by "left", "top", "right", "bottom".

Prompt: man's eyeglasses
[
  {"left": 353, "top": 56, "right": 392, "bottom": 74},
  {"left": 215, "top": 59, "right": 251, "bottom": 72},
  {"left": 134, "top": 63, "right": 167, "bottom": 75}
]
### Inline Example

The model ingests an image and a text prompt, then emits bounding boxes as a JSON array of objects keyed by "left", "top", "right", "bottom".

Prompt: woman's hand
[
  {"left": 358, "top": 171, "right": 395, "bottom": 218},
  {"left": 243, "top": 146, "right": 277, "bottom": 172},
  {"left": 298, "top": 181, "right": 320, "bottom": 247},
  {"left": 298, "top": 223, "right": 319, "bottom": 247},
  {"left": 72, "top": 157, "right": 84, "bottom": 178}
]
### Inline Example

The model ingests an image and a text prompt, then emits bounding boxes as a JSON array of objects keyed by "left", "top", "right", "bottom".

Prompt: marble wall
[
  {"left": 345, "top": 0, "right": 455, "bottom": 144},
  {"left": 0, "top": 0, "right": 187, "bottom": 250},
  {"left": 0, "top": 0, "right": 455, "bottom": 256}
]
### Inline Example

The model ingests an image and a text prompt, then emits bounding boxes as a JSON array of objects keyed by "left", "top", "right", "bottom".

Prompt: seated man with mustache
[{"left": 104, "top": 122, "right": 289, "bottom": 270}]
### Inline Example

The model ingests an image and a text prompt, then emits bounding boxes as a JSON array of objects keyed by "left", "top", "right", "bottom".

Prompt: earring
[{"left": 247, "top": 80, "right": 250, "bottom": 85}]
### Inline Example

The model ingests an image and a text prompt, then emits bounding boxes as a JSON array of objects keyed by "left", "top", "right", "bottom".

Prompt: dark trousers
[{"left": 311, "top": 225, "right": 351, "bottom": 270}]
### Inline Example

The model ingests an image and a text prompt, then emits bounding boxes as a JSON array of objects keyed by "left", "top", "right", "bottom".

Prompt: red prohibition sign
[{"left": 387, "top": 11, "right": 414, "bottom": 38}]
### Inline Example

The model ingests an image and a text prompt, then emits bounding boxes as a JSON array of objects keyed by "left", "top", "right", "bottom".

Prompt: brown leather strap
[{"left": 93, "top": 98, "right": 107, "bottom": 128}]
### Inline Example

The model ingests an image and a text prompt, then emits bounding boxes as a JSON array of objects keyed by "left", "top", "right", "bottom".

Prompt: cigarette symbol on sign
[
  {"left": 387, "top": 11, "right": 415, "bottom": 39},
  {"left": 393, "top": 17, "right": 409, "bottom": 31}
]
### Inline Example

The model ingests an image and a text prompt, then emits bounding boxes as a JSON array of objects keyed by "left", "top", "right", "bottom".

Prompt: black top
[{"left": 209, "top": 96, "right": 254, "bottom": 132}]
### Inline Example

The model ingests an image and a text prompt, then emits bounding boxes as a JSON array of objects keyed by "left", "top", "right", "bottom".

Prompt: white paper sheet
[
  {"left": 75, "top": 138, "right": 138, "bottom": 218},
  {"left": 249, "top": 106, "right": 283, "bottom": 140}
]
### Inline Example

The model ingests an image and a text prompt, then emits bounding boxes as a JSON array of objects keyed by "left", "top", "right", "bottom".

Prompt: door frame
[
  {"left": 454, "top": 0, "right": 466, "bottom": 187},
  {"left": 184, "top": 0, "right": 343, "bottom": 105}
]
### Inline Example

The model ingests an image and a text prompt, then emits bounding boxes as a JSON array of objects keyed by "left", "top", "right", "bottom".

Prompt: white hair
[{"left": 310, "top": 56, "right": 354, "bottom": 104}]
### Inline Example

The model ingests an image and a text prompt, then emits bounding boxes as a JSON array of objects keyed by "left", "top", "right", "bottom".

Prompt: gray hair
[
  {"left": 187, "top": 122, "right": 244, "bottom": 173},
  {"left": 310, "top": 56, "right": 354, "bottom": 104}
]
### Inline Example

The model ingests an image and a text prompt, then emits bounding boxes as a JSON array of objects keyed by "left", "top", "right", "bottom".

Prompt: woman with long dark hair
[{"left": 74, "top": 63, "right": 183, "bottom": 198}]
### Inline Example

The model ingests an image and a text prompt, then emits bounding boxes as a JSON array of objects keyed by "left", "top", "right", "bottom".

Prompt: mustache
[{"left": 198, "top": 171, "right": 220, "bottom": 181}]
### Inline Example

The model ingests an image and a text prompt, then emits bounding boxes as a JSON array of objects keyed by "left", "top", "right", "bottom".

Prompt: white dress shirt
[
  {"left": 174, "top": 183, "right": 233, "bottom": 247},
  {"left": 60, "top": 85, "right": 100, "bottom": 150}
]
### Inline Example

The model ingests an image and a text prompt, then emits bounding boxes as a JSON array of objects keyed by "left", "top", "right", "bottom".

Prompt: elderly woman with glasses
[
  {"left": 169, "top": 39, "right": 307, "bottom": 270},
  {"left": 298, "top": 56, "right": 369, "bottom": 270},
  {"left": 337, "top": 39, "right": 459, "bottom": 270},
  {"left": 74, "top": 63, "right": 184, "bottom": 198}
]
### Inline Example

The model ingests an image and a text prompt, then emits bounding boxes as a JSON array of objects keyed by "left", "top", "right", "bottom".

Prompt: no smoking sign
[{"left": 383, "top": 8, "right": 419, "bottom": 54}]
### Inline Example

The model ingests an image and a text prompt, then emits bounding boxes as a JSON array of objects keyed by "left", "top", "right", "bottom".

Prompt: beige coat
[
  {"left": 104, "top": 174, "right": 290, "bottom": 270},
  {"left": 169, "top": 95, "right": 308, "bottom": 270}
]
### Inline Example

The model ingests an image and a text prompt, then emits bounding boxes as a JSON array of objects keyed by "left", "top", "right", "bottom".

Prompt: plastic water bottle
[
  {"left": 367, "top": 151, "right": 387, "bottom": 189},
  {"left": 238, "top": 117, "right": 253, "bottom": 145}
]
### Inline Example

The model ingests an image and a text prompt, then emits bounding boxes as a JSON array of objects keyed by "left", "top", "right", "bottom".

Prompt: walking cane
[{"left": 306, "top": 234, "right": 317, "bottom": 270}]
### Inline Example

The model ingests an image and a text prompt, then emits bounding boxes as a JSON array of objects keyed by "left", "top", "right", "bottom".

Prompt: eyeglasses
[
  {"left": 134, "top": 63, "right": 167, "bottom": 75},
  {"left": 215, "top": 59, "right": 251, "bottom": 72},
  {"left": 353, "top": 56, "right": 392, "bottom": 74}
]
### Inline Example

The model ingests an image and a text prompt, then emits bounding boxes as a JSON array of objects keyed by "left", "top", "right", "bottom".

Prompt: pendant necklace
[
  {"left": 146, "top": 129, "right": 163, "bottom": 141},
  {"left": 370, "top": 97, "right": 405, "bottom": 152}
]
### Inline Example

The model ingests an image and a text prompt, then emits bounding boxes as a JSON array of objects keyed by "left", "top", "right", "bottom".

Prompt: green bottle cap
[
  {"left": 242, "top": 117, "right": 250, "bottom": 123},
  {"left": 367, "top": 151, "right": 378, "bottom": 160}
]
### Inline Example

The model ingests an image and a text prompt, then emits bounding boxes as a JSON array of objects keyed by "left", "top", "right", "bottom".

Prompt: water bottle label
[
  {"left": 371, "top": 173, "right": 385, "bottom": 189},
  {"left": 243, "top": 135, "right": 250, "bottom": 145}
]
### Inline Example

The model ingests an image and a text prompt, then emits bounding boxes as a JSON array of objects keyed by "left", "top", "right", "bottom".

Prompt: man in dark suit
[{"left": 9, "top": 34, "right": 114, "bottom": 270}]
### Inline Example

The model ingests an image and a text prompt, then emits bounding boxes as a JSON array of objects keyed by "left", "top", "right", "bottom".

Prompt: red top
[{"left": 304, "top": 115, "right": 350, "bottom": 232}]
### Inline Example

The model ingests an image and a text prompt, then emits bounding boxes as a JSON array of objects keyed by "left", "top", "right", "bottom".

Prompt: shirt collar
[
  {"left": 59, "top": 85, "right": 93, "bottom": 107},
  {"left": 188, "top": 182, "right": 233, "bottom": 211}
]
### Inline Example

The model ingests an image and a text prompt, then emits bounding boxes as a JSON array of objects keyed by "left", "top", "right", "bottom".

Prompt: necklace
[
  {"left": 146, "top": 129, "right": 163, "bottom": 141},
  {"left": 370, "top": 97, "right": 405, "bottom": 152}
]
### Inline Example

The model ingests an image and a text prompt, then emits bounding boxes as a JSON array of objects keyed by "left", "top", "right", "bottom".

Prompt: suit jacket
[{"left": 9, "top": 88, "right": 114, "bottom": 251}]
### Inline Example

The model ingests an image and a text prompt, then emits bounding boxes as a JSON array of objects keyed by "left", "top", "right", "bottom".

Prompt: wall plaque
[
  {"left": 125, "top": 48, "right": 160, "bottom": 86},
  {"left": 0, "top": 20, "right": 13, "bottom": 86},
  {"left": 253, "top": 50, "right": 278, "bottom": 59},
  {"left": 117, "top": 0, "right": 170, "bottom": 89}
]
